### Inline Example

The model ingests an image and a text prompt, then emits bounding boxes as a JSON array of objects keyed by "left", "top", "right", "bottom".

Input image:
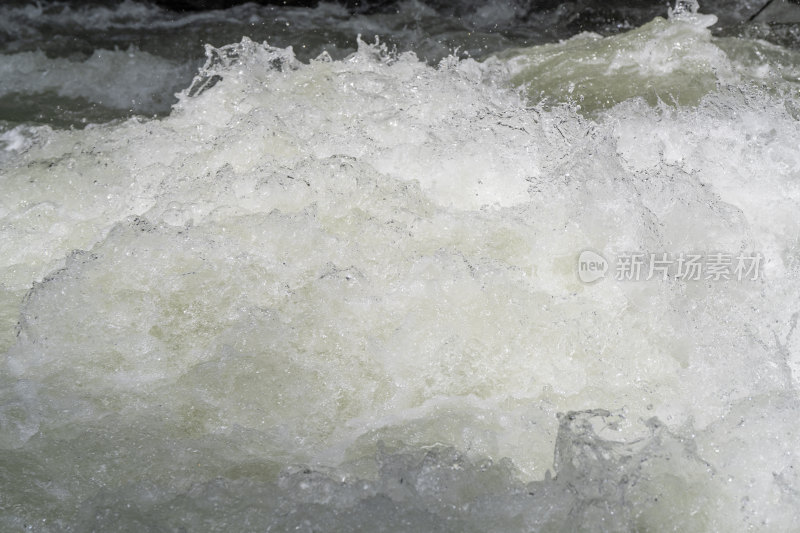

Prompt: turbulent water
[{"left": 2, "top": 0, "right": 800, "bottom": 531}]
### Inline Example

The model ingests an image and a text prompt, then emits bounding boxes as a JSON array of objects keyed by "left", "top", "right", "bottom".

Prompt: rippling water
[{"left": 2, "top": 0, "right": 800, "bottom": 531}]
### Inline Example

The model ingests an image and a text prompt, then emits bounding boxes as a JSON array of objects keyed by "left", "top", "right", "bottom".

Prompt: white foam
[{"left": 1, "top": 24, "right": 799, "bottom": 530}]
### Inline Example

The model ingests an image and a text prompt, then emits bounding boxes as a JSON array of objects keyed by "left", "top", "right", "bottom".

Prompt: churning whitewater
[{"left": 1, "top": 0, "right": 800, "bottom": 531}]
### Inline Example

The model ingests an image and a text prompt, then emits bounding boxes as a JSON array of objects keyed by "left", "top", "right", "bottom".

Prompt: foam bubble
[
  {"left": 492, "top": 12, "right": 734, "bottom": 112},
  {"left": 1, "top": 27, "right": 799, "bottom": 530}
]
